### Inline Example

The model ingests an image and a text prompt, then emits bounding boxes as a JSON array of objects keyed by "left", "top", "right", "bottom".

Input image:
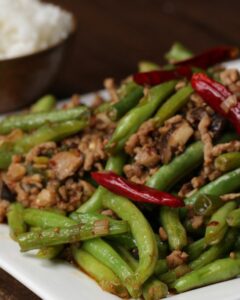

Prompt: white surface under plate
[{"left": 1, "top": 61, "right": 240, "bottom": 300}]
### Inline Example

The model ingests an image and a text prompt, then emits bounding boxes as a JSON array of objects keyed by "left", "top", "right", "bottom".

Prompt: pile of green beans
[
  {"left": 4, "top": 44, "right": 240, "bottom": 300},
  {"left": 106, "top": 80, "right": 177, "bottom": 153},
  {"left": 0, "top": 96, "right": 90, "bottom": 169}
]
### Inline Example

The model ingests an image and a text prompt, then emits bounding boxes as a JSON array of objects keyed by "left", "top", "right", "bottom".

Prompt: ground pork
[
  {"left": 166, "top": 250, "right": 188, "bottom": 269},
  {"left": 124, "top": 87, "right": 222, "bottom": 185},
  {"left": 187, "top": 113, "right": 214, "bottom": 190},
  {"left": 104, "top": 78, "right": 119, "bottom": 103},
  {"left": 0, "top": 199, "right": 9, "bottom": 223},
  {"left": 3, "top": 111, "right": 115, "bottom": 211},
  {"left": 134, "top": 146, "right": 160, "bottom": 168},
  {"left": 78, "top": 133, "right": 106, "bottom": 172},
  {"left": 175, "top": 80, "right": 187, "bottom": 90},
  {"left": 212, "top": 140, "right": 240, "bottom": 157},
  {"left": 125, "top": 119, "right": 156, "bottom": 155},
  {"left": 7, "top": 163, "right": 26, "bottom": 182},
  {"left": 91, "top": 94, "right": 105, "bottom": 109},
  {"left": 50, "top": 151, "right": 83, "bottom": 180},
  {"left": 219, "top": 68, "right": 240, "bottom": 94},
  {"left": 220, "top": 69, "right": 239, "bottom": 86},
  {"left": 220, "top": 193, "right": 240, "bottom": 201},
  {"left": 123, "top": 164, "right": 149, "bottom": 184},
  {"left": 158, "top": 116, "right": 193, "bottom": 164},
  {"left": 8, "top": 172, "right": 95, "bottom": 212},
  {"left": 124, "top": 115, "right": 193, "bottom": 183},
  {"left": 190, "top": 215, "right": 204, "bottom": 229},
  {"left": 198, "top": 114, "right": 213, "bottom": 167},
  {"left": 159, "top": 226, "right": 168, "bottom": 241},
  {"left": 62, "top": 94, "right": 81, "bottom": 109},
  {"left": 179, "top": 137, "right": 240, "bottom": 197},
  {"left": 26, "top": 142, "right": 57, "bottom": 162}
]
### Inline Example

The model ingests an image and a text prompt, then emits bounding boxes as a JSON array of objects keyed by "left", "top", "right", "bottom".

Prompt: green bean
[
  {"left": 190, "top": 229, "right": 237, "bottom": 270},
  {"left": 14, "top": 120, "right": 87, "bottom": 154},
  {"left": 185, "top": 168, "right": 240, "bottom": 206},
  {"left": 114, "top": 244, "right": 169, "bottom": 277},
  {"left": 0, "top": 148, "right": 14, "bottom": 169},
  {"left": 217, "top": 132, "right": 240, "bottom": 143},
  {"left": 72, "top": 246, "right": 129, "bottom": 298},
  {"left": 138, "top": 61, "right": 160, "bottom": 72},
  {"left": 76, "top": 187, "right": 107, "bottom": 214},
  {"left": 147, "top": 141, "right": 203, "bottom": 191},
  {"left": 159, "top": 265, "right": 191, "bottom": 285},
  {"left": 108, "top": 82, "right": 144, "bottom": 121},
  {"left": 234, "top": 235, "right": 240, "bottom": 251},
  {"left": 109, "top": 233, "right": 168, "bottom": 258},
  {"left": 185, "top": 238, "right": 206, "bottom": 261},
  {"left": 30, "top": 95, "right": 56, "bottom": 113},
  {"left": 165, "top": 42, "right": 193, "bottom": 63},
  {"left": 0, "top": 120, "right": 87, "bottom": 170},
  {"left": 94, "top": 102, "right": 112, "bottom": 114},
  {"left": 95, "top": 82, "right": 143, "bottom": 119},
  {"left": 106, "top": 233, "right": 137, "bottom": 249},
  {"left": 18, "top": 220, "right": 130, "bottom": 251},
  {"left": 82, "top": 238, "right": 140, "bottom": 298},
  {"left": 160, "top": 207, "right": 187, "bottom": 250},
  {"left": 106, "top": 80, "right": 177, "bottom": 153},
  {"left": 154, "top": 234, "right": 169, "bottom": 258},
  {"left": 227, "top": 208, "right": 240, "bottom": 227},
  {"left": 70, "top": 212, "right": 112, "bottom": 224},
  {"left": 7, "top": 203, "right": 27, "bottom": 240},
  {"left": 142, "top": 277, "right": 168, "bottom": 300},
  {"left": 183, "top": 218, "right": 205, "bottom": 237},
  {"left": 114, "top": 244, "right": 138, "bottom": 271},
  {"left": 214, "top": 152, "right": 240, "bottom": 172},
  {"left": 205, "top": 201, "right": 237, "bottom": 245},
  {"left": 23, "top": 208, "right": 72, "bottom": 259},
  {"left": 153, "top": 85, "right": 193, "bottom": 126},
  {"left": 0, "top": 106, "right": 89, "bottom": 134},
  {"left": 154, "top": 259, "right": 168, "bottom": 276},
  {"left": 147, "top": 133, "right": 238, "bottom": 192},
  {"left": 77, "top": 154, "right": 127, "bottom": 213},
  {"left": 193, "top": 194, "right": 224, "bottom": 217},
  {"left": 172, "top": 258, "right": 240, "bottom": 293},
  {"left": 29, "top": 227, "right": 41, "bottom": 232},
  {"left": 23, "top": 208, "right": 76, "bottom": 229},
  {"left": 36, "top": 245, "right": 64, "bottom": 259},
  {"left": 103, "top": 193, "right": 158, "bottom": 287},
  {"left": 43, "top": 207, "right": 66, "bottom": 215}
]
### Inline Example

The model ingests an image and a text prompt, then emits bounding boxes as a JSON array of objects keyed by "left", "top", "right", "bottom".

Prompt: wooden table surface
[{"left": 1, "top": 0, "right": 240, "bottom": 299}]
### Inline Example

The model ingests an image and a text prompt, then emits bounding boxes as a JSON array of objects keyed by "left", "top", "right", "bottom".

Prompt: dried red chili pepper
[
  {"left": 91, "top": 171, "right": 184, "bottom": 207},
  {"left": 191, "top": 73, "right": 240, "bottom": 134},
  {"left": 174, "top": 46, "right": 239, "bottom": 69},
  {"left": 133, "top": 66, "right": 192, "bottom": 86}
]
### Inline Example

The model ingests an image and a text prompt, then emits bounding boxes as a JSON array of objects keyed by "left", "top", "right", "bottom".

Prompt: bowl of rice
[{"left": 0, "top": 0, "right": 76, "bottom": 113}]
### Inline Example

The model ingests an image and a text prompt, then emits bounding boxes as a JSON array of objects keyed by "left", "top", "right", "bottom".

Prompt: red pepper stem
[{"left": 91, "top": 171, "right": 184, "bottom": 208}]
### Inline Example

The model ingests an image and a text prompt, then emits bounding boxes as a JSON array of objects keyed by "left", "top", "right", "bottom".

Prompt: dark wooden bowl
[{"left": 0, "top": 25, "right": 75, "bottom": 113}]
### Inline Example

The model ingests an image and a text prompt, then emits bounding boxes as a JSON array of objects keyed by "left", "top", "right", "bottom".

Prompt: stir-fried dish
[{"left": 1, "top": 42, "right": 240, "bottom": 299}]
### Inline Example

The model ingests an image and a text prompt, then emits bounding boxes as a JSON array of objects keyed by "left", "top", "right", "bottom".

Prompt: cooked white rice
[{"left": 0, "top": 0, "right": 74, "bottom": 59}]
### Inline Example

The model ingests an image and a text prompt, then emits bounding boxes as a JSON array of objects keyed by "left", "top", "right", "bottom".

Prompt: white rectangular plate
[{"left": 1, "top": 62, "right": 240, "bottom": 300}]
